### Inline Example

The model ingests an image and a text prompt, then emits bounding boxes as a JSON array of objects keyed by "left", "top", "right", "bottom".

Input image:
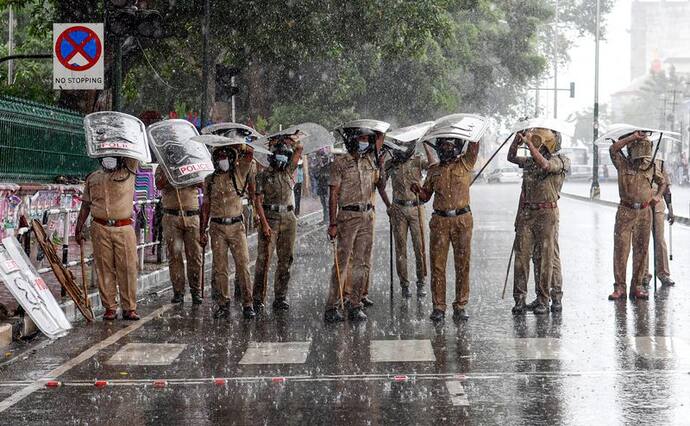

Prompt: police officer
[
  {"left": 507, "top": 127, "right": 570, "bottom": 315},
  {"left": 200, "top": 143, "right": 257, "bottom": 319},
  {"left": 411, "top": 120, "right": 482, "bottom": 322},
  {"left": 253, "top": 134, "right": 303, "bottom": 312},
  {"left": 155, "top": 167, "right": 203, "bottom": 305},
  {"left": 643, "top": 160, "right": 675, "bottom": 287},
  {"left": 608, "top": 130, "right": 666, "bottom": 300},
  {"left": 75, "top": 156, "right": 140, "bottom": 321},
  {"left": 382, "top": 140, "right": 430, "bottom": 298},
  {"left": 314, "top": 150, "right": 332, "bottom": 224},
  {"left": 324, "top": 120, "right": 389, "bottom": 323}
]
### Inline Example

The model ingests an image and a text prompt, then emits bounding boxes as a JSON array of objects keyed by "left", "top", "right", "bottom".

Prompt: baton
[
  {"left": 78, "top": 241, "right": 94, "bottom": 319},
  {"left": 669, "top": 221, "right": 673, "bottom": 261},
  {"left": 471, "top": 134, "right": 512, "bottom": 186},
  {"left": 200, "top": 243, "right": 206, "bottom": 299},
  {"left": 501, "top": 241, "right": 515, "bottom": 300},
  {"left": 651, "top": 205, "right": 657, "bottom": 292},
  {"left": 331, "top": 238, "right": 344, "bottom": 311},
  {"left": 175, "top": 189, "right": 188, "bottom": 228},
  {"left": 389, "top": 218, "right": 394, "bottom": 296}
]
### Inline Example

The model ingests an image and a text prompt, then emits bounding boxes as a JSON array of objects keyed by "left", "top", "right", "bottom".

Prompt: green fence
[{"left": 0, "top": 96, "right": 94, "bottom": 183}]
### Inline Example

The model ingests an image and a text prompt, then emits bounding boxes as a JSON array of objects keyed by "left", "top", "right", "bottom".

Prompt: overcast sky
[{"left": 544, "top": 0, "right": 632, "bottom": 120}]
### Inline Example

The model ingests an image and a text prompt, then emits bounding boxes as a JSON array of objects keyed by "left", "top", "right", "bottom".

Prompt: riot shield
[
  {"left": 147, "top": 119, "right": 214, "bottom": 188},
  {"left": 255, "top": 123, "right": 335, "bottom": 167},
  {"left": 84, "top": 111, "right": 151, "bottom": 163},
  {"left": 421, "top": 114, "right": 490, "bottom": 145},
  {"left": 595, "top": 123, "right": 680, "bottom": 144},
  {"left": 0, "top": 237, "right": 71, "bottom": 339},
  {"left": 510, "top": 117, "right": 572, "bottom": 139},
  {"left": 200, "top": 122, "right": 262, "bottom": 144},
  {"left": 387, "top": 121, "right": 434, "bottom": 144}
]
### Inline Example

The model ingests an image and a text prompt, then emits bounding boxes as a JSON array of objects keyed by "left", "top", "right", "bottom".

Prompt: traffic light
[
  {"left": 569, "top": 82, "right": 575, "bottom": 98},
  {"left": 215, "top": 64, "right": 240, "bottom": 102}
]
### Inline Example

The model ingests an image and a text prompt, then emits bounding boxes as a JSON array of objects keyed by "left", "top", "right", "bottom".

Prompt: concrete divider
[{"left": 561, "top": 192, "right": 690, "bottom": 226}]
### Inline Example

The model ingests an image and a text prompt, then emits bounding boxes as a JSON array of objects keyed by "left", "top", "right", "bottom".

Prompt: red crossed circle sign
[{"left": 54, "top": 25, "right": 103, "bottom": 72}]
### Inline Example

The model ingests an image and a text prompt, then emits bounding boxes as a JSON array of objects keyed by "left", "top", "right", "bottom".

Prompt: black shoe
[
  {"left": 533, "top": 303, "right": 549, "bottom": 315},
  {"left": 429, "top": 309, "right": 445, "bottom": 322},
  {"left": 243, "top": 306, "right": 256, "bottom": 319},
  {"left": 234, "top": 284, "right": 242, "bottom": 298},
  {"left": 324, "top": 308, "right": 345, "bottom": 323},
  {"left": 348, "top": 307, "right": 368, "bottom": 321},
  {"left": 550, "top": 300, "right": 562, "bottom": 313},
  {"left": 453, "top": 307, "right": 469, "bottom": 321},
  {"left": 525, "top": 299, "right": 539, "bottom": 311},
  {"left": 272, "top": 299, "right": 290, "bottom": 310},
  {"left": 171, "top": 292, "right": 184, "bottom": 304},
  {"left": 660, "top": 275, "right": 676, "bottom": 287},
  {"left": 253, "top": 300, "right": 265, "bottom": 313},
  {"left": 212, "top": 303, "right": 230, "bottom": 319},
  {"left": 401, "top": 285, "right": 412, "bottom": 298},
  {"left": 191, "top": 292, "right": 203, "bottom": 305},
  {"left": 512, "top": 299, "right": 527, "bottom": 315},
  {"left": 361, "top": 296, "right": 374, "bottom": 307},
  {"left": 416, "top": 282, "right": 427, "bottom": 297}
]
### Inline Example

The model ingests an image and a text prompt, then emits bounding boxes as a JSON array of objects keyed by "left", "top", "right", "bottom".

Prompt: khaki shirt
[
  {"left": 256, "top": 166, "right": 296, "bottom": 216},
  {"left": 610, "top": 148, "right": 665, "bottom": 203},
  {"left": 155, "top": 166, "right": 200, "bottom": 210},
  {"left": 385, "top": 156, "right": 428, "bottom": 201},
  {"left": 82, "top": 160, "right": 138, "bottom": 220},
  {"left": 519, "top": 154, "right": 570, "bottom": 204},
  {"left": 204, "top": 164, "right": 255, "bottom": 219},
  {"left": 422, "top": 145, "right": 478, "bottom": 211},
  {"left": 329, "top": 152, "right": 380, "bottom": 207}
]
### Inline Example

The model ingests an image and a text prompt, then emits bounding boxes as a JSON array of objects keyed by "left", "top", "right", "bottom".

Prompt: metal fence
[{"left": 0, "top": 96, "right": 94, "bottom": 182}]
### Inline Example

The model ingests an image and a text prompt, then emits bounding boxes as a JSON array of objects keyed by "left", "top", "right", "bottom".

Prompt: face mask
[
  {"left": 101, "top": 157, "right": 118, "bottom": 170},
  {"left": 218, "top": 159, "right": 230, "bottom": 172},
  {"left": 358, "top": 142, "right": 370, "bottom": 153}
]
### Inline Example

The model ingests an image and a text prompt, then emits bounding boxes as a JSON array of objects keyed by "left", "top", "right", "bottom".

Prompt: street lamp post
[
  {"left": 200, "top": 0, "right": 210, "bottom": 128},
  {"left": 590, "top": 0, "right": 601, "bottom": 199}
]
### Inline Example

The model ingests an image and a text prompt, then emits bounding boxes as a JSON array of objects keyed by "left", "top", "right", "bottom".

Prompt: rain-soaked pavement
[{"left": 1, "top": 184, "right": 689, "bottom": 425}]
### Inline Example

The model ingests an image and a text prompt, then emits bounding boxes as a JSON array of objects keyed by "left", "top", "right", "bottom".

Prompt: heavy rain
[{"left": 0, "top": 0, "right": 689, "bottom": 424}]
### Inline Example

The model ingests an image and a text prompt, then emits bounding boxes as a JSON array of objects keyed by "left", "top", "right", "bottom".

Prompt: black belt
[
  {"left": 210, "top": 216, "right": 243, "bottom": 225},
  {"left": 433, "top": 206, "right": 471, "bottom": 217},
  {"left": 394, "top": 199, "right": 422, "bottom": 207},
  {"left": 262, "top": 204, "right": 294, "bottom": 213},
  {"left": 341, "top": 203, "right": 373, "bottom": 212},
  {"left": 164, "top": 208, "right": 200, "bottom": 217},
  {"left": 620, "top": 200, "right": 650, "bottom": 210}
]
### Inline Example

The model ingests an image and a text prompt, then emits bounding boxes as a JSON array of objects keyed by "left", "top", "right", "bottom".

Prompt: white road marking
[
  {"left": 445, "top": 380, "right": 470, "bottom": 407},
  {"left": 370, "top": 339, "right": 436, "bottom": 363},
  {"left": 239, "top": 341, "right": 312, "bottom": 365},
  {"left": 106, "top": 343, "right": 187, "bottom": 366}
]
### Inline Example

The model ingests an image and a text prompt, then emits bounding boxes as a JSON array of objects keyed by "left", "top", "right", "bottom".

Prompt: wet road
[{"left": 1, "top": 184, "right": 689, "bottom": 425}]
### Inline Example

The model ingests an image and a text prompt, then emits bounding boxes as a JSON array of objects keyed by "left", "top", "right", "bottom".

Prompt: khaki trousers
[
  {"left": 429, "top": 213, "right": 473, "bottom": 311},
  {"left": 613, "top": 205, "right": 651, "bottom": 292},
  {"left": 91, "top": 222, "right": 138, "bottom": 311},
  {"left": 391, "top": 205, "right": 425, "bottom": 286},
  {"left": 253, "top": 213, "right": 297, "bottom": 303},
  {"left": 644, "top": 201, "right": 671, "bottom": 278},
  {"left": 512, "top": 209, "right": 558, "bottom": 305},
  {"left": 326, "top": 210, "right": 375, "bottom": 310},
  {"left": 163, "top": 214, "right": 202, "bottom": 295},
  {"left": 210, "top": 221, "right": 252, "bottom": 307}
]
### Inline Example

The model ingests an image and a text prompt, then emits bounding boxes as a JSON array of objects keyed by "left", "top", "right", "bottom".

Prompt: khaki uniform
[
  {"left": 644, "top": 166, "right": 671, "bottom": 279},
  {"left": 155, "top": 167, "right": 202, "bottom": 296},
  {"left": 422, "top": 147, "right": 477, "bottom": 311},
  {"left": 205, "top": 161, "right": 255, "bottom": 307},
  {"left": 512, "top": 155, "right": 569, "bottom": 305},
  {"left": 325, "top": 152, "right": 379, "bottom": 310},
  {"left": 83, "top": 159, "right": 139, "bottom": 311},
  {"left": 610, "top": 148, "right": 665, "bottom": 292},
  {"left": 253, "top": 165, "right": 297, "bottom": 303},
  {"left": 385, "top": 156, "right": 427, "bottom": 287}
]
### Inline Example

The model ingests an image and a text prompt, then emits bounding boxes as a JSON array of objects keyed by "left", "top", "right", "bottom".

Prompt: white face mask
[
  {"left": 101, "top": 157, "right": 118, "bottom": 170},
  {"left": 218, "top": 159, "right": 230, "bottom": 171},
  {"left": 358, "top": 142, "right": 370, "bottom": 153}
]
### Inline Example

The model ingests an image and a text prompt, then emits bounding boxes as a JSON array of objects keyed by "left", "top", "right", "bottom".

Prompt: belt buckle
[
  {"left": 279, "top": 205, "right": 287, "bottom": 213},
  {"left": 106, "top": 219, "right": 116, "bottom": 226},
  {"left": 633, "top": 202, "right": 641, "bottom": 209},
  {"left": 447, "top": 210, "right": 457, "bottom": 217}
]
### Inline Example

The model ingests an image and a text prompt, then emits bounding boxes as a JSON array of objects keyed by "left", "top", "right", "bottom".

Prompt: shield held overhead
[
  {"left": 84, "top": 111, "right": 151, "bottom": 163},
  {"left": 147, "top": 119, "right": 214, "bottom": 188}
]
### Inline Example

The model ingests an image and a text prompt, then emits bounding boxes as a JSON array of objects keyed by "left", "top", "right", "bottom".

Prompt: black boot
[
  {"left": 401, "top": 285, "right": 412, "bottom": 298},
  {"left": 191, "top": 292, "right": 203, "bottom": 305},
  {"left": 512, "top": 298, "right": 527, "bottom": 315},
  {"left": 234, "top": 282, "right": 241, "bottom": 299},
  {"left": 429, "top": 309, "right": 445, "bottom": 322},
  {"left": 324, "top": 308, "right": 345, "bottom": 323},
  {"left": 212, "top": 303, "right": 230, "bottom": 319},
  {"left": 453, "top": 307, "right": 469, "bottom": 321},
  {"left": 253, "top": 300, "right": 265, "bottom": 313},
  {"left": 349, "top": 307, "right": 368, "bottom": 321},
  {"left": 272, "top": 298, "right": 290, "bottom": 310},
  {"left": 550, "top": 299, "right": 562, "bottom": 313},
  {"left": 416, "top": 281, "right": 427, "bottom": 297},
  {"left": 243, "top": 306, "right": 256, "bottom": 319},
  {"left": 171, "top": 292, "right": 184, "bottom": 304},
  {"left": 525, "top": 299, "right": 539, "bottom": 311},
  {"left": 361, "top": 296, "right": 374, "bottom": 307},
  {"left": 533, "top": 303, "right": 549, "bottom": 315}
]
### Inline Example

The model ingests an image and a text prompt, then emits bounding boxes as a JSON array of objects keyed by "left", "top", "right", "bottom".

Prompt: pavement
[{"left": 0, "top": 184, "right": 688, "bottom": 424}]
